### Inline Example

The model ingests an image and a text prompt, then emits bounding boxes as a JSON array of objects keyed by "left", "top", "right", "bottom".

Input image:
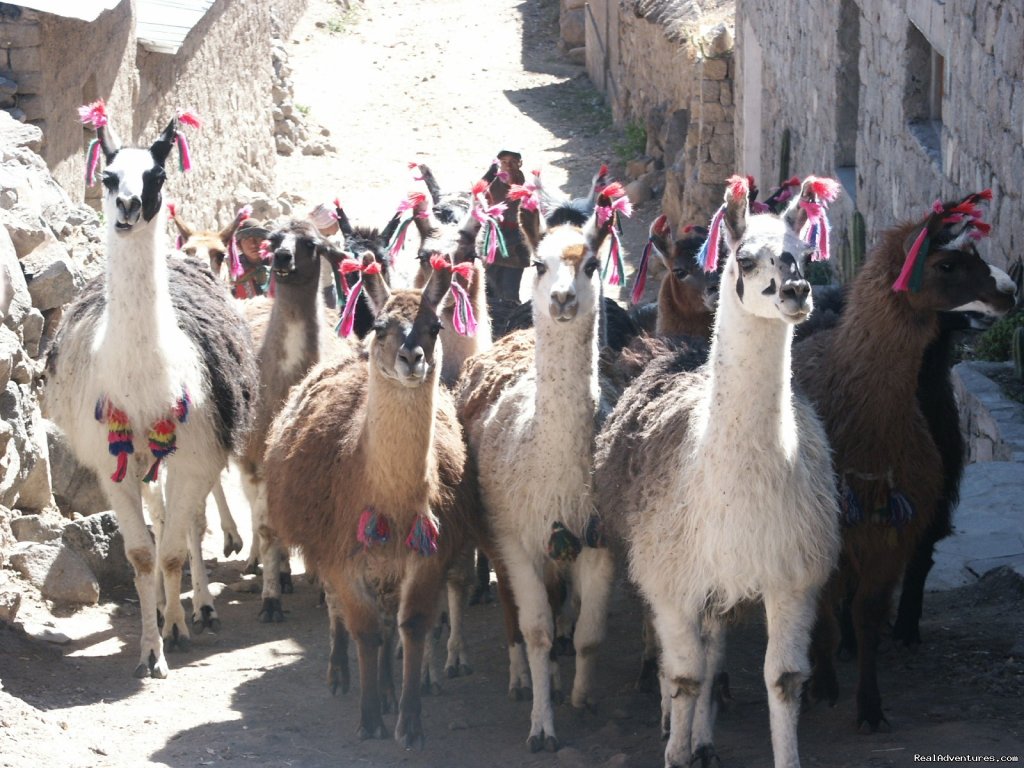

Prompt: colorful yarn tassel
[
  {"left": 696, "top": 204, "right": 726, "bottom": 273},
  {"left": 175, "top": 133, "right": 193, "bottom": 173},
  {"left": 143, "top": 418, "right": 176, "bottom": 483},
  {"left": 387, "top": 215, "right": 414, "bottom": 258},
  {"left": 84, "top": 139, "right": 102, "bottom": 187},
  {"left": 78, "top": 100, "right": 108, "bottom": 128},
  {"left": 602, "top": 227, "right": 626, "bottom": 286},
  {"left": 430, "top": 254, "right": 478, "bottom": 338},
  {"left": 547, "top": 521, "right": 582, "bottom": 563},
  {"left": 97, "top": 398, "right": 134, "bottom": 483},
  {"left": 888, "top": 491, "right": 915, "bottom": 529},
  {"left": 357, "top": 507, "right": 391, "bottom": 549},
  {"left": 336, "top": 259, "right": 380, "bottom": 337},
  {"left": 406, "top": 514, "right": 439, "bottom": 557},
  {"left": 892, "top": 226, "right": 931, "bottom": 293},
  {"left": 799, "top": 201, "right": 833, "bottom": 262},
  {"left": 630, "top": 237, "right": 655, "bottom": 304}
]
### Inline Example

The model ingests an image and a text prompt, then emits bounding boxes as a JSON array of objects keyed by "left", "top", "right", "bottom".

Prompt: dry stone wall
[{"left": 735, "top": 0, "right": 1023, "bottom": 274}]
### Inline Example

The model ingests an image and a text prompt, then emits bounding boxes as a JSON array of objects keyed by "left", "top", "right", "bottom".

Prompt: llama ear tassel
[
  {"left": 594, "top": 182, "right": 632, "bottom": 287},
  {"left": 796, "top": 176, "right": 841, "bottom": 262},
  {"left": 429, "top": 254, "right": 477, "bottom": 337},
  {"left": 174, "top": 109, "right": 201, "bottom": 173}
]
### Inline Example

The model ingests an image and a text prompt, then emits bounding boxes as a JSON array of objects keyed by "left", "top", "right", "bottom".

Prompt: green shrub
[
  {"left": 973, "top": 312, "right": 1024, "bottom": 361},
  {"left": 614, "top": 122, "right": 646, "bottom": 161}
]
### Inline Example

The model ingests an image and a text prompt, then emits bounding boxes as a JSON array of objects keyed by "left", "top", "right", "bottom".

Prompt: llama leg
[
  {"left": 763, "top": 589, "right": 819, "bottom": 768},
  {"left": 244, "top": 475, "right": 286, "bottom": 623},
  {"left": 570, "top": 546, "right": 613, "bottom": 711},
  {"left": 690, "top": 617, "right": 726, "bottom": 763},
  {"left": 211, "top": 475, "right": 243, "bottom": 558},
  {"left": 185, "top": 510, "right": 219, "bottom": 633},
  {"left": 851, "top": 582, "right": 894, "bottom": 733},
  {"left": 505, "top": 550, "right": 559, "bottom": 752},
  {"left": 332, "top": 572, "right": 388, "bottom": 739},
  {"left": 808, "top": 586, "right": 840, "bottom": 706},
  {"left": 105, "top": 478, "right": 167, "bottom": 678},
  {"left": 892, "top": 524, "right": 940, "bottom": 647},
  {"left": 445, "top": 550, "right": 474, "bottom": 677},
  {"left": 494, "top": 559, "right": 530, "bottom": 700},
  {"left": 395, "top": 558, "right": 446, "bottom": 749},
  {"left": 651, "top": 605, "right": 704, "bottom": 768},
  {"left": 419, "top": 591, "right": 444, "bottom": 695},
  {"left": 638, "top": 608, "right": 661, "bottom": 693},
  {"left": 379, "top": 609, "right": 399, "bottom": 714},
  {"left": 469, "top": 549, "right": 493, "bottom": 605},
  {"left": 323, "top": 584, "right": 350, "bottom": 695}
]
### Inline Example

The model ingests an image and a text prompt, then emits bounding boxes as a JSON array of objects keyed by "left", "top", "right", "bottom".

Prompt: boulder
[
  {"left": 0, "top": 323, "right": 21, "bottom": 390},
  {"left": 0, "top": 208, "right": 48, "bottom": 258},
  {"left": 560, "top": 7, "right": 585, "bottom": 49},
  {"left": 62, "top": 511, "right": 132, "bottom": 594},
  {"left": 0, "top": 226, "right": 31, "bottom": 329},
  {"left": 46, "top": 421, "right": 107, "bottom": 518},
  {"left": 0, "top": 111, "right": 42, "bottom": 153},
  {"left": 0, "top": 588, "right": 20, "bottom": 623},
  {"left": 9, "top": 513, "right": 61, "bottom": 543},
  {"left": 20, "top": 308, "right": 42, "bottom": 358},
  {"left": 21, "top": 240, "right": 78, "bottom": 310},
  {"left": 7, "top": 541, "right": 100, "bottom": 605}
]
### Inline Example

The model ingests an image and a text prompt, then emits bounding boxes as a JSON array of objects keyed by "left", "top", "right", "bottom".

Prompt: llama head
[
  {"left": 650, "top": 216, "right": 719, "bottom": 311},
  {"left": 892, "top": 192, "right": 1017, "bottom": 321},
  {"left": 171, "top": 206, "right": 243, "bottom": 278},
  {"left": 265, "top": 219, "right": 344, "bottom": 290},
  {"left": 717, "top": 174, "right": 817, "bottom": 323},
  {"left": 519, "top": 187, "right": 610, "bottom": 324},
  {"left": 361, "top": 254, "right": 453, "bottom": 387},
  {"left": 98, "top": 117, "right": 182, "bottom": 235}
]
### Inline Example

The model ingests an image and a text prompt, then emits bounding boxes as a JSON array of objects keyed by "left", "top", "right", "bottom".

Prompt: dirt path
[{"left": 2, "top": 2, "right": 1024, "bottom": 767}]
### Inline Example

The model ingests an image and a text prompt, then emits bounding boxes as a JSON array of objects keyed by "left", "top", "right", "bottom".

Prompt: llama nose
[
  {"left": 551, "top": 287, "right": 575, "bottom": 306},
  {"left": 398, "top": 345, "right": 425, "bottom": 372},
  {"left": 779, "top": 279, "right": 810, "bottom": 304},
  {"left": 116, "top": 195, "right": 141, "bottom": 220},
  {"left": 273, "top": 250, "right": 294, "bottom": 271}
]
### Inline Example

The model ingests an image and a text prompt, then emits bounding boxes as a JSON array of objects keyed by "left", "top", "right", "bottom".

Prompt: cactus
[{"left": 1013, "top": 326, "right": 1024, "bottom": 381}]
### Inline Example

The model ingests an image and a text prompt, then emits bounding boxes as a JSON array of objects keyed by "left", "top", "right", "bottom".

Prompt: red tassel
[
  {"left": 696, "top": 204, "right": 726, "bottom": 272},
  {"left": 78, "top": 100, "right": 108, "bottom": 128},
  {"left": 176, "top": 109, "right": 202, "bottom": 128},
  {"left": 111, "top": 452, "right": 129, "bottom": 483},
  {"left": 892, "top": 227, "right": 930, "bottom": 293},
  {"left": 631, "top": 238, "right": 654, "bottom": 304}
]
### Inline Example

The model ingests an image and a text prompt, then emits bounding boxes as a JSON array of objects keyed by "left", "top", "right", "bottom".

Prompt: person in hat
[
  {"left": 232, "top": 218, "right": 272, "bottom": 299},
  {"left": 309, "top": 202, "right": 342, "bottom": 309},
  {"left": 483, "top": 150, "right": 530, "bottom": 304}
]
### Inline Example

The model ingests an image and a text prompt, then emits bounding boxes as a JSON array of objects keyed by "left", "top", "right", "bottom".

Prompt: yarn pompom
[
  {"left": 78, "top": 100, "right": 108, "bottom": 128},
  {"left": 176, "top": 109, "right": 202, "bottom": 128}
]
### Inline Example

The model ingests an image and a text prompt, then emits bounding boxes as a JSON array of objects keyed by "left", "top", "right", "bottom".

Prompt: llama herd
[{"left": 40, "top": 103, "right": 1018, "bottom": 767}]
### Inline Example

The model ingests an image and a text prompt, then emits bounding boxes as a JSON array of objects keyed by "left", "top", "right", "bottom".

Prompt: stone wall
[
  {"left": 735, "top": 0, "right": 1023, "bottom": 276},
  {"left": 588, "top": 0, "right": 735, "bottom": 233}
]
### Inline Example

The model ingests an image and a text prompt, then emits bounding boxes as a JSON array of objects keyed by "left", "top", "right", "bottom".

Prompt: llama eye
[
  {"left": 102, "top": 173, "right": 118, "bottom": 191},
  {"left": 935, "top": 261, "right": 957, "bottom": 273},
  {"left": 430, "top": 321, "right": 442, "bottom": 336},
  {"left": 672, "top": 268, "right": 688, "bottom": 280},
  {"left": 736, "top": 257, "right": 756, "bottom": 273},
  {"left": 583, "top": 257, "right": 599, "bottom": 277},
  {"left": 533, "top": 260, "right": 547, "bottom": 275}
]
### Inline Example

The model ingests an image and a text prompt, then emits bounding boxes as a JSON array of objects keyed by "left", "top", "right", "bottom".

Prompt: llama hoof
[
  {"left": 356, "top": 720, "right": 388, "bottom": 740},
  {"left": 526, "top": 735, "right": 545, "bottom": 753},
  {"left": 395, "top": 713, "right": 425, "bottom": 750},
  {"left": 690, "top": 744, "right": 721, "bottom": 767},
  {"left": 636, "top": 657, "right": 659, "bottom": 693},
  {"left": 279, "top": 573, "right": 294, "bottom": 594},
  {"left": 192, "top": 605, "right": 220, "bottom": 634},
  {"left": 328, "top": 664, "right": 350, "bottom": 696},
  {"left": 550, "top": 688, "right": 565, "bottom": 706},
  {"left": 446, "top": 662, "right": 473, "bottom": 678},
  {"left": 572, "top": 696, "right": 598, "bottom": 715},
  {"left": 545, "top": 735, "right": 559, "bottom": 752},
  {"left": 222, "top": 533, "right": 243, "bottom": 558},
  {"left": 891, "top": 618, "right": 922, "bottom": 648},
  {"left": 509, "top": 685, "right": 530, "bottom": 702},
  {"left": 243, "top": 560, "right": 260, "bottom": 576},
  {"left": 856, "top": 714, "right": 891, "bottom": 735},
  {"left": 809, "top": 668, "right": 839, "bottom": 707},
  {"left": 164, "top": 623, "right": 191, "bottom": 652},
  {"left": 258, "top": 598, "right": 285, "bottom": 623},
  {"left": 420, "top": 679, "right": 442, "bottom": 696}
]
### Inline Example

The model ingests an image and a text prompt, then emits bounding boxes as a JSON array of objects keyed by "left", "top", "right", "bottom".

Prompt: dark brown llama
[
  {"left": 263, "top": 256, "right": 483, "bottom": 747},
  {"left": 795, "top": 192, "right": 1017, "bottom": 732}
]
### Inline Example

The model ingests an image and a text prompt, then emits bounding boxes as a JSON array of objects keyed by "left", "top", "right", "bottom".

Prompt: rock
[
  {"left": 20, "top": 308, "right": 42, "bottom": 357},
  {"left": 0, "top": 111, "right": 42, "bottom": 153},
  {"left": 0, "top": 380, "right": 43, "bottom": 510},
  {"left": 625, "top": 178, "right": 653, "bottom": 206},
  {"left": 566, "top": 46, "right": 586, "bottom": 65},
  {"left": 301, "top": 141, "right": 326, "bottom": 156},
  {"left": 556, "top": 746, "right": 586, "bottom": 766},
  {"left": 603, "top": 754, "right": 631, "bottom": 768},
  {"left": 46, "top": 421, "right": 107, "bottom": 518},
  {"left": 0, "top": 208, "right": 48, "bottom": 258},
  {"left": 20, "top": 623, "right": 71, "bottom": 644},
  {"left": 275, "top": 136, "right": 295, "bottom": 156},
  {"left": 0, "top": 589, "right": 21, "bottom": 623},
  {"left": 21, "top": 242, "right": 78, "bottom": 310},
  {"left": 0, "top": 77, "right": 17, "bottom": 96},
  {"left": 8, "top": 542, "right": 100, "bottom": 605},
  {"left": 626, "top": 157, "right": 650, "bottom": 180},
  {"left": 560, "top": 7, "right": 585, "bottom": 49},
  {"left": 701, "top": 23, "right": 733, "bottom": 58},
  {"left": 4, "top": 108, "right": 26, "bottom": 124},
  {"left": 0, "top": 323, "right": 21, "bottom": 390},
  {"left": 0, "top": 226, "right": 31, "bottom": 328},
  {"left": 62, "top": 512, "right": 131, "bottom": 594},
  {"left": 10, "top": 513, "right": 61, "bottom": 543}
]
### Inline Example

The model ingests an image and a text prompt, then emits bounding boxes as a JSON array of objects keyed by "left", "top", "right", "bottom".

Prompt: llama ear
[
  {"left": 150, "top": 118, "right": 177, "bottom": 167},
  {"left": 380, "top": 212, "right": 402, "bottom": 247},
  {"left": 452, "top": 207, "right": 483, "bottom": 264},
  {"left": 172, "top": 211, "right": 194, "bottom": 240},
  {"left": 649, "top": 214, "right": 671, "bottom": 267},
  {"left": 584, "top": 191, "right": 617, "bottom": 255},
  {"left": 361, "top": 252, "right": 391, "bottom": 315},
  {"left": 720, "top": 175, "right": 750, "bottom": 249},
  {"left": 317, "top": 240, "right": 347, "bottom": 269},
  {"left": 217, "top": 215, "right": 244, "bottom": 245},
  {"left": 420, "top": 262, "right": 454, "bottom": 315},
  {"left": 96, "top": 124, "right": 120, "bottom": 163},
  {"left": 519, "top": 202, "right": 546, "bottom": 253},
  {"left": 334, "top": 203, "right": 354, "bottom": 237}
]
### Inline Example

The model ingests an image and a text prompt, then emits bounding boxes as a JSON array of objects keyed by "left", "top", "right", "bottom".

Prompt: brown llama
[
  {"left": 168, "top": 202, "right": 247, "bottom": 280},
  {"left": 263, "top": 256, "right": 483, "bottom": 747},
  {"left": 795, "top": 191, "right": 1017, "bottom": 732},
  {"left": 645, "top": 216, "right": 718, "bottom": 339}
]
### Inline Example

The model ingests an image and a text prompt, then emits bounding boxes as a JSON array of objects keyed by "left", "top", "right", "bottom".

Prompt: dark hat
[
  {"left": 497, "top": 150, "right": 522, "bottom": 160},
  {"left": 235, "top": 220, "right": 271, "bottom": 241}
]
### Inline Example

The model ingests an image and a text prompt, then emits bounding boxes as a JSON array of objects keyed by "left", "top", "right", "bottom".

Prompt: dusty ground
[{"left": 2, "top": 1, "right": 1024, "bottom": 766}]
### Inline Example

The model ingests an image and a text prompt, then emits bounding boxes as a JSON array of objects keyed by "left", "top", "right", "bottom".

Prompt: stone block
[
  {"left": 10, "top": 513, "right": 61, "bottom": 543},
  {"left": 7, "top": 46, "right": 40, "bottom": 71},
  {"left": 0, "top": 207, "right": 47, "bottom": 257},
  {"left": 8, "top": 541, "right": 100, "bottom": 605},
  {"left": 7, "top": 71, "right": 40, "bottom": 94},
  {"left": 0, "top": 22, "right": 41, "bottom": 49},
  {"left": 563, "top": 0, "right": 586, "bottom": 9},
  {"left": 17, "top": 93, "right": 42, "bottom": 123},
  {"left": 0, "top": 75, "right": 15, "bottom": 95},
  {"left": 21, "top": 241, "right": 77, "bottom": 310},
  {"left": 63, "top": 512, "right": 132, "bottom": 594},
  {"left": 700, "top": 102, "right": 726, "bottom": 123},
  {"left": 566, "top": 46, "right": 586, "bottom": 66},
  {"left": 20, "top": 306, "right": 41, "bottom": 357},
  {"left": 702, "top": 57, "right": 729, "bottom": 81},
  {"left": 625, "top": 177, "right": 653, "bottom": 206},
  {"left": 0, "top": 588, "right": 19, "bottom": 623},
  {"left": 701, "top": 80, "right": 720, "bottom": 103},
  {"left": 46, "top": 421, "right": 107, "bottom": 518},
  {"left": 0, "top": 322, "right": 17, "bottom": 390},
  {"left": 560, "top": 7, "right": 585, "bottom": 49}
]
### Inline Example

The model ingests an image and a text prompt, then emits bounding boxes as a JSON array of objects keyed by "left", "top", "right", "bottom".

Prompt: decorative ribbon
[
  {"left": 354, "top": 509, "right": 440, "bottom": 557},
  {"left": 471, "top": 185, "right": 509, "bottom": 264},
  {"left": 386, "top": 192, "right": 428, "bottom": 258},
  {"left": 429, "top": 254, "right": 477, "bottom": 337},
  {"left": 336, "top": 258, "right": 381, "bottom": 337},
  {"left": 595, "top": 183, "right": 632, "bottom": 287},
  {"left": 95, "top": 390, "right": 190, "bottom": 483},
  {"left": 357, "top": 507, "right": 391, "bottom": 548},
  {"left": 77, "top": 99, "right": 108, "bottom": 128}
]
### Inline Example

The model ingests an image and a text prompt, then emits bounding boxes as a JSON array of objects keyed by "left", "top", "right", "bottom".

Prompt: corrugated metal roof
[
  {"left": 136, "top": 0, "right": 215, "bottom": 55},
  {"left": 14, "top": 0, "right": 122, "bottom": 22}
]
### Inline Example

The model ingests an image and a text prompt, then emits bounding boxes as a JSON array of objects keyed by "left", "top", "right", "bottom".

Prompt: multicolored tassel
[
  {"left": 602, "top": 227, "right": 626, "bottom": 286},
  {"left": 547, "top": 521, "right": 582, "bottom": 563},
  {"left": 406, "top": 514, "right": 439, "bottom": 557},
  {"left": 630, "top": 237, "right": 654, "bottom": 304},
  {"left": 357, "top": 507, "right": 391, "bottom": 549},
  {"left": 96, "top": 398, "right": 134, "bottom": 483},
  {"left": 888, "top": 491, "right": 915, "bottom": 529},
  {"left": 507, "top": 183, "right": 540, "bottom": 212},
  {"left": 696, "top": 204, "right": 726, "bottom": 273},
  {"left": 84, "top": 139, "right": 102, "bottom": 187},
  {"left": 77, "top": 99, "right": 108, "bottom": 128},
  {"left": 143, "top": 418, "right": 176, "bottom": 483},
  {"left": 175, "top": 133, "right": 193, "bottom": 173},
  {"left": 336, "top": 258, "right": 381, "bottom": 337},
  {"left": 429, "top": 254, "right": 477, "bottom": 337}
]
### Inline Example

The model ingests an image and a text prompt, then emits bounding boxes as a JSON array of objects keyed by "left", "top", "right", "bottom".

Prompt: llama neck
[
  {"left": 267, "top": 280, "right": 324, "bottom": 364},
  {"left": 703, "top": 286, "right": 796, "bottom": 450},
  {"left": 532, "top": 304, "right": 600, "bottom": 426},
  {"left": 102, "top": 216, "right": 175, "bottom": 349},
  {"left": 363, "top": 363, "right": 439, "bottom": 508},
  {"left": 657, "top": 278, "right": 713, "bottom": 339}
]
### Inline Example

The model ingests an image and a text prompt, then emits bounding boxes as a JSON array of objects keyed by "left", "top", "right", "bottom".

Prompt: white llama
[
  {"left": 594, "top": 176, "right": 841, "bottom": 768},
  {"left": 43, "top": 107, "right": 257, "bottom": 677}
]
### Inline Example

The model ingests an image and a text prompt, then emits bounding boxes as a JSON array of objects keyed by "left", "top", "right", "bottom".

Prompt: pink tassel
[
  {"left": 228, "top": 235, "right": 242, "bottom": 277},
  {"left": 84, "top": 139, "right": 102, "bottom": 187},
  {"left": 631, "top": 238, "right": 654, "bottom": 304},
  {"left": 175, "top": 133, "right": 193, "bottom": 172},
  {"left": 176, "top": 109, "right": 202, "bottom": 128},
  {"left": 696, "top": 204, "right": 726, "bottom": 272},
  {"left": 338, "top": 276, "right": 363, "bottom": 337},
  {"left": 78, "top": 100, "right": 108, "bottom": 128},
  {"left": 175, "top": 234, "right": 184, "bottom": 251},
  {"left": 892, "top": 226, "right": 930, "bottom": 293},
  {"left": 357, "top": 507, "right": 391, "bottom": 548},
  {"left": 449, "top": 281, "right": 477, "bottom": 337},
  {"left": 799, "top": 201, "right": 832, "bottom": 261}
]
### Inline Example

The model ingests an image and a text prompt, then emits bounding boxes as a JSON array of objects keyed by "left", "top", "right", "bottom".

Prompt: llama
[
  {"left": 333, "top": 200, "right": 401, "bottom": 338},
  {"left": 263, "top": 256, "right": 481, "bottom": 747},
  {"left": 455, "top": 184, "right": 626, "bottom": 752},
  {"left": 645, "top": 217, "right": 719, "bottom": 339},
  {"left": 169, "top": 203, "right": 247, "bottom": 280},
  {"left": 594, "top": 176, "right": 841, "bottom": 767},
  {"left": 234, "top": 219, "right": 356, "bottom": 623},
  {"left": 794, "top": 191, "right": 1017, "bottom": 732},
  {"left": 43, "top": 105, "right": 257, "bottom": 677}
]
